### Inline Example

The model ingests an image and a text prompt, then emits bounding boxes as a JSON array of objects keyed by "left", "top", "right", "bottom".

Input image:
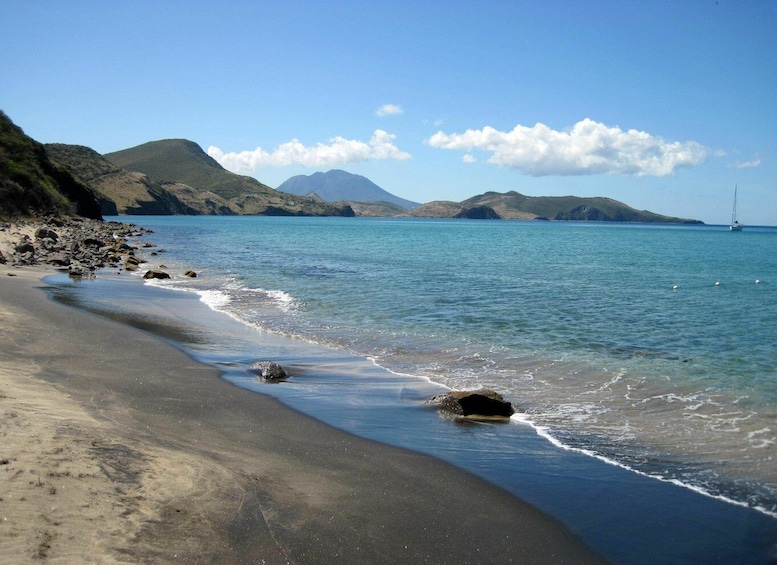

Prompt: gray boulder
[
  {"left": 143, "top": 269, "right": 171, "bottom": 280},
  {"left": 251, "top": 361, "right": 288, "bottom": 383},
  {"left": 35, "top": 227, "right": 59, "bottom": 241},
  {"left": 426, "top": 389, "right": 515, "bottom": 420}
]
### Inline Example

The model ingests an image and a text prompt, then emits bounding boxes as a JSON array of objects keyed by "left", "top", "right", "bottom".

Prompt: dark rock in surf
[
  {"left": 184, "top": 270, "right": 197, "bottom": 278},
  {"left": 426, "top": 389, "right": 515, "bottom": 420},
  {"left": 143, "top": 269, "right": 171, "bottom": 280},
  {"left": 251, "top": 361, "right": 288, "bottom": 383}
]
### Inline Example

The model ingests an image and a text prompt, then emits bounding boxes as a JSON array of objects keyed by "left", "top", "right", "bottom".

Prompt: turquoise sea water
[
  {"left": 121, "top": 216, "right": 777, "bottom": 511},
  {"left": 88, "top": 216, "right": 777, "bottom": 562}
]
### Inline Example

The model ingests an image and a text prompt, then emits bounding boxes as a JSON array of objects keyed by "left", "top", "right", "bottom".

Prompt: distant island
[
  {"left": 1, "top": 109, "right": 702, "bottom": 224},
  {"left": 410, "top": 191, "right": 703, "bottom": 224}
]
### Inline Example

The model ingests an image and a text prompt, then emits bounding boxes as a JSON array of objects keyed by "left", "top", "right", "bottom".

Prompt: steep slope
[
  {"left": 46, "top": 143, "right": 208, "bottom": 215},
  {"left": 412, "top": 190, "right": 703, "bottom": 223},
  {"left": 0, "top": 111, "right": 102, "bottom": 219},
  {"left": 277, "top": 169, "right": 419, "bottom": 210},
  {"left": 105, "top": 140, "right": 353, "bottom": 216}
]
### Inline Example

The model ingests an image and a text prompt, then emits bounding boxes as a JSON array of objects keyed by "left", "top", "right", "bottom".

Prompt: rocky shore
[{"left": 0, "top": 216, "right": 155, "bottom": 277}]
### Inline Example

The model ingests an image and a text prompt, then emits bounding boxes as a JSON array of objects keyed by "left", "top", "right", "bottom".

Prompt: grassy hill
[
  {"left": 0, "top": 111, "right": 102, "bottom": 219},
  {"left": 412, "top": 190, "right": 703, "bottom": 224},
  {"left": 46, "top": 143, "right": 207, "bottom": 215},
  {"left": 105, "top": 139, "right": 353, "bottom": 216}
]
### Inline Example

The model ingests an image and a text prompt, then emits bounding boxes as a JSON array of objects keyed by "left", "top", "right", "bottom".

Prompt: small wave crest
[{"left": 509, "top": 411, "right": 777, "bottom": 519}]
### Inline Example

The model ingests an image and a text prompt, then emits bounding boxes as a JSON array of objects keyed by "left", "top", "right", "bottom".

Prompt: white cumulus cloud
[
  {"left": 376, "top": 104, "right": 403, "bottom": 117},
  {"left": 427, "top": 118, "right": 710, "bottom": 177},
  {"left": 208, "top": 130, "right": 411, "bottom": 173}
]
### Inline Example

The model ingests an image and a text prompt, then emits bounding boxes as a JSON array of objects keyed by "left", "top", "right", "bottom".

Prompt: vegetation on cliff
[{"left": 0, "top": 111, "right": 102, "bottom": 220}]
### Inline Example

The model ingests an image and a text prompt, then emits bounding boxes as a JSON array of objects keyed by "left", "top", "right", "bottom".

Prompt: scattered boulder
[
  {"left": 81, "top": 237, "right": 105, "bottom": 248},
  {"left": 124, "top": 255, "right": 143, "bottom": 271},
  {"left": 2, "top": 217, "right": 154, "bottom": 272},
  {"left": 35, "top": 227, "right": 59, "bottom": 241},
  {"left": 251, "top": 361, "right": 288, "bottom": 383},
  {"left": 143, "top": 269, "right": 171, "bottom": 280},
  {"left": 426, "top": 389, "right": 515, "bottom": 421},
  {"left": 14, "top": 240, "right": 35, "bottom": 254},
  {"left": 68, "top": 261, "right": 90, "bottom": 278},
  {"left": 184, "top": 270, "right": 197, "bottom": 278},
  {"left": 0, "top": 250, "right": 6, "bottom": 264},
  {"left": 48, "top": 251, "right": 72, "bottom": 266}
]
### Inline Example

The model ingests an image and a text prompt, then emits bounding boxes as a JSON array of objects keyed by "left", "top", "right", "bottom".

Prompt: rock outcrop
[{"left": 0, "top": 217, "right": 152, "bottom": 277}]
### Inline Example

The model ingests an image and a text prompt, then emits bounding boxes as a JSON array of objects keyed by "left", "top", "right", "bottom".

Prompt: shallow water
[
  {"left": 49, "top": 215, "right": 777, "bottom": 562},
  {"left": 117, "top": 216, "right": 777, "bottom": 514},
  {"left": 46, "top": 273, "right": 777, "bottom": 564}
]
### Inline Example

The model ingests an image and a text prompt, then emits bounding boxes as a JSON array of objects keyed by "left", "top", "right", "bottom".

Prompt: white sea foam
[
  {"left": 510, "top": 411, "right": 777, "bottom": 519},
  {"left": 263, "top": 289, "right": 297, "bottom": 311},
  {"left": 197, "top": 289, "right": 231, "bottom": 310}
]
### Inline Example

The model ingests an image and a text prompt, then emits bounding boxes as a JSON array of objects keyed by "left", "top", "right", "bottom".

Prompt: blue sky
[{"left": 2, "top": 1, "right": 775, "bottom": 225}]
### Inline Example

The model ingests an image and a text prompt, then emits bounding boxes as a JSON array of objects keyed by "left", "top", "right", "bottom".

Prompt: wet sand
[{"left": 0, "top": 265, "right": 606, "bottom": 564}]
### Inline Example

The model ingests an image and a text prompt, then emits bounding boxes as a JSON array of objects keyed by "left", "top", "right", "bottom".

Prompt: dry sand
[{"left": 0, "top": 243, "right": 606, "bottom": 563}]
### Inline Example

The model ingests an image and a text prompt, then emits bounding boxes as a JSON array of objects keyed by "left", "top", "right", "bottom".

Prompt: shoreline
[
  {"left": 5, "top": 217, "right": 777, "bottom": 563},
  {"left": 0, "top": 261, "right": 606, "bottom": 562}
]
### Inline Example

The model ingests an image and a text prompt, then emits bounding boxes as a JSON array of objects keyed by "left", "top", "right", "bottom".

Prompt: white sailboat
[{"left": 730, "top": 185, "right": 743, "bottom": 231}]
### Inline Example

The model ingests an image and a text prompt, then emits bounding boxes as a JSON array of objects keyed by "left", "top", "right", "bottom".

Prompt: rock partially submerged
[
  {"left": 251, "top": 361, "right": 288, "bottom": 383},
  {"left": 426, "top": 390, "right": 515, "bottom": 421},
  {"left": 143, "top": 269, "right": 171, "bottom": 280}
]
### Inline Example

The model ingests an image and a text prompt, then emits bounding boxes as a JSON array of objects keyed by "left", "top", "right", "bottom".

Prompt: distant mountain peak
[{"left": 277, "top": 169, "right": 419, "bottom": 210}]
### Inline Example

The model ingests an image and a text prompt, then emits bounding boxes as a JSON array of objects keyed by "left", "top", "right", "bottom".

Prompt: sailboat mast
[{"left": 731, "top": 184, "right": 737, "bottom": 224}]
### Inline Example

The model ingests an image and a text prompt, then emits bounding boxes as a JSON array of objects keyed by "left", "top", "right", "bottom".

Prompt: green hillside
[
  {"left": 105, "top": 139, "right": 353, "bottom": 216},
  {"left": 0, "top": 111, "right": 102, "bottom": 219},
  {"left": 46, "top": 143, "right": 205, "bottom": 215},
  {"left": 106, "top": 139, "right": 256, "bottom": 200}
]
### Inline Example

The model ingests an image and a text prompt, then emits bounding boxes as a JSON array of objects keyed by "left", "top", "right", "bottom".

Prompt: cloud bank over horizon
[
  {"left": 427, "top": 118, "right": 710, "bottom": 177},
  {"left": 209, "top": 130, "right": 411, "bottom": 173}
]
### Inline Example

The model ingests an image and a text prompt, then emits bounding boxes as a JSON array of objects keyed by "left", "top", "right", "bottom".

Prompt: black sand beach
[{"left": 0, "top": 266, "right": 607, "bottom": 563}]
